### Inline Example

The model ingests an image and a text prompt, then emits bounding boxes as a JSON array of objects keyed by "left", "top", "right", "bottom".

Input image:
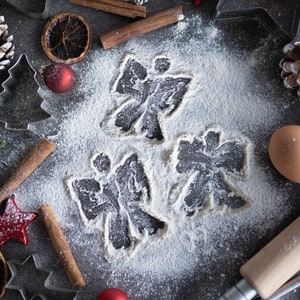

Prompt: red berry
[
  {"left": 97, "top": 288, "right": 129, "bottom": 300},
  {"left": 193, "top": 0, "right": 202, "bottom": 7},
  {"left": 42, "top": 62, "right": 76, "bottom": 93}
]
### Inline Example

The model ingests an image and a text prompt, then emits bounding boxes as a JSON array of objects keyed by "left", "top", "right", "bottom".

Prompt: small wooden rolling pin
[
  {"left": 240, "top": 216, "right": 300, "bottom": 299},
  {"left": 219, "top": 216, "right": 300, "bottom": 300},
  {"left": 0, "top": 139, "right": 56, "bottom": 203}
]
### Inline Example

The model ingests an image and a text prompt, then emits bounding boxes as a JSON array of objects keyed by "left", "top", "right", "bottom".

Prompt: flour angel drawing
[
  {"left": 104, "top": 55, "right": 192, "bottom": 140},
  {"left": 173, "top": 127, "right": 252, "bottom": 216},
  {"left": 68, "top": 152, "right": 165, "bottom": 254}
]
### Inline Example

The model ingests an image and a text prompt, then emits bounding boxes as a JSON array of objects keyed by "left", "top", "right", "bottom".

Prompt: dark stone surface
[{"left": 0, "top": 1, "right": 299, "bottom": 300}]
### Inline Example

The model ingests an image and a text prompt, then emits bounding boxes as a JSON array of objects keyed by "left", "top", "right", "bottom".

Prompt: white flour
[{"left": 13, "top": 12, "right": 294, "bottom": 299}]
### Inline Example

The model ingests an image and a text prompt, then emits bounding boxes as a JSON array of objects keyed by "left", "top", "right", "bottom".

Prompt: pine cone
[
  {"left": 0, "top": 16, "right": 14, "bottom": 70},
  {"left": 280, "top": 42, "right": 300, "bottom": 96}
]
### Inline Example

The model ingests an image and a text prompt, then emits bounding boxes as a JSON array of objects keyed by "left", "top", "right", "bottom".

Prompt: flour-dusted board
[{"left": 0, "top": 1, "right": 300, "bottom": 299}]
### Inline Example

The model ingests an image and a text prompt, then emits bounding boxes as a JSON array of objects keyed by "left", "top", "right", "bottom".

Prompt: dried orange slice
[
  {"left": 41, "top": 13, "right": 92, "bottom": 64},
  {"left": 0, "top": 251, "right": 8, "bottom": 298}
]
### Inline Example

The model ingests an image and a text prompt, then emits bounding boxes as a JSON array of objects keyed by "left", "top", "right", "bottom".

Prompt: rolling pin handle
[{"left": 218, "top": 279, "right": 257, "bottom": 300}]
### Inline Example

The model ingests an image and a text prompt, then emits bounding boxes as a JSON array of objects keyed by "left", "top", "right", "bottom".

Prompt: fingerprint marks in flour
[
  {"left": 68, "top": 153, "right": 165, "bottom": 250},
  {"left": 105, "top": 55, "right": 192, "bottom": 140},
  {"left": 174, "top": 127, "right": 251, "bottom": 216}
]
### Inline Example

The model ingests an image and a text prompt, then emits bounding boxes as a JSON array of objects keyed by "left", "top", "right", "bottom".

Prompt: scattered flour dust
[{"left": 15, "top": 12, "right": 293, "bottom": 298}]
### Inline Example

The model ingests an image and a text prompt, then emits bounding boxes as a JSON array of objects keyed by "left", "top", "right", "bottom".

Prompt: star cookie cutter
[
  {"left": 215, "top": 0, "right": 300, "bottom": 42},
  {"left": 1, "top": 0, "right": 50, "bottom": 19},
  {"left": 0, "top": 53, "right": 51, "bottom": 131},
  {"left": 6, "top": 254, "right": 77, "bottom": 300}
]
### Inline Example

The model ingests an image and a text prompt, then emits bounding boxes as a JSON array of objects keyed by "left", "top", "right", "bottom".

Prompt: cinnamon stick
[
  {"left": 39, "top": 204, "right": 86, "bottom": 290},
  {"left": 0, "top": 139, "right": 56, "bottom": 203},
  {"left": 69, "top": 0, "right": 146, "bottom": 19},
  {"left": 100, "top": 5, "right": 183, "bottom": 50}
]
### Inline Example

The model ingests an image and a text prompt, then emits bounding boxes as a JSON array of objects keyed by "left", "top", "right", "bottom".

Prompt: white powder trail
[{"left": 13, "top": 12, "right": 294, "bottom": 299}]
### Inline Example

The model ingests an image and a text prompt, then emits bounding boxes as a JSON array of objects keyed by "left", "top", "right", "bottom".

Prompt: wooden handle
[
  {"left": 0, "top": 139, "right": 56, "bottom": 202},
  {"left": 100, "top": 5, "right": 183, "bottom": 50},
  {"left": 69, "top": 0, "right": 146, "bottom": 19},
  {"left": 39, "top": 204, "right": 86, "bottom": 290},
  {"left": 240, "top": 217, "right": 300, "bottom": 299}
]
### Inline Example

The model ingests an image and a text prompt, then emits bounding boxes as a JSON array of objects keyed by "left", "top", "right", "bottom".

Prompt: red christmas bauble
[
  {"left": 42, "top": 62, "right": 76, "bottom": 93},
  {"left": 193, "top": 0, "right": 202, "bottom": 7},
  {"left": 97, "top": 288, "right": 129, "bottom": 300}
]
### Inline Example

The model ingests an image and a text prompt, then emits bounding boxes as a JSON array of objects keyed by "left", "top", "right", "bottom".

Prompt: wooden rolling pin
[
  {"left": 219, "top": 217, "right": 300, "bottom": 300},
  {"left": 240, "top": 216, "right": 300, "bottom": 299},
  {"left": 0, "top": 139, "right": 56, "bottom": 202}
]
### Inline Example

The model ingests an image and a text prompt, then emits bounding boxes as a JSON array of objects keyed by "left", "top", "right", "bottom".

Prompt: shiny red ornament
[
  {"left": 42, "top": 62, "right": 76, "bottom": 93},
  {"left": 97, "top": 288, "right": 129, "bottom": 300},
  {"left": 0, "top": 195, "right": 38, "bottom": 247},
  {"left": 193, "top": 0, "right": 202, "bottom": 7}
]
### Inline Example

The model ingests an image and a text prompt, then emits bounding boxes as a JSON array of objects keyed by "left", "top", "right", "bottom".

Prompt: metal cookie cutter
[
  {"left": 0, "top": 53, "right": 51, "bottom": 131},
  {"left": 1, "top": 0, "right": 50, "bottom": 19},
  {"left": 6, "top": 254, "right": 77, "bottom": 300},
  {"left": 286, "top": 19, "right": 300, "bottom": 44},
  {"left": 215, "top": 0, "right": 300, "bottom": 42}
]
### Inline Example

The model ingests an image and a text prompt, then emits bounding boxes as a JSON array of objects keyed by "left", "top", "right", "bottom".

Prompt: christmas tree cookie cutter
[
  {"left": 0, "top": 53, "right": 51, "bottom": 131},
  {"left": 1, "top": 0, "right": 50, "bottom": 19},
  {"left": 6, "top": 254, "right": 77, "bottom": 300}
]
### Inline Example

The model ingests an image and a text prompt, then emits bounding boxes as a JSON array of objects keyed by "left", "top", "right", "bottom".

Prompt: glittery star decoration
[
  {"left": 216, "top": 0, "right": 300, "bottom": 40},
  {"left": 0, "top": 195, "right": 38, "bottom": 247}
]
